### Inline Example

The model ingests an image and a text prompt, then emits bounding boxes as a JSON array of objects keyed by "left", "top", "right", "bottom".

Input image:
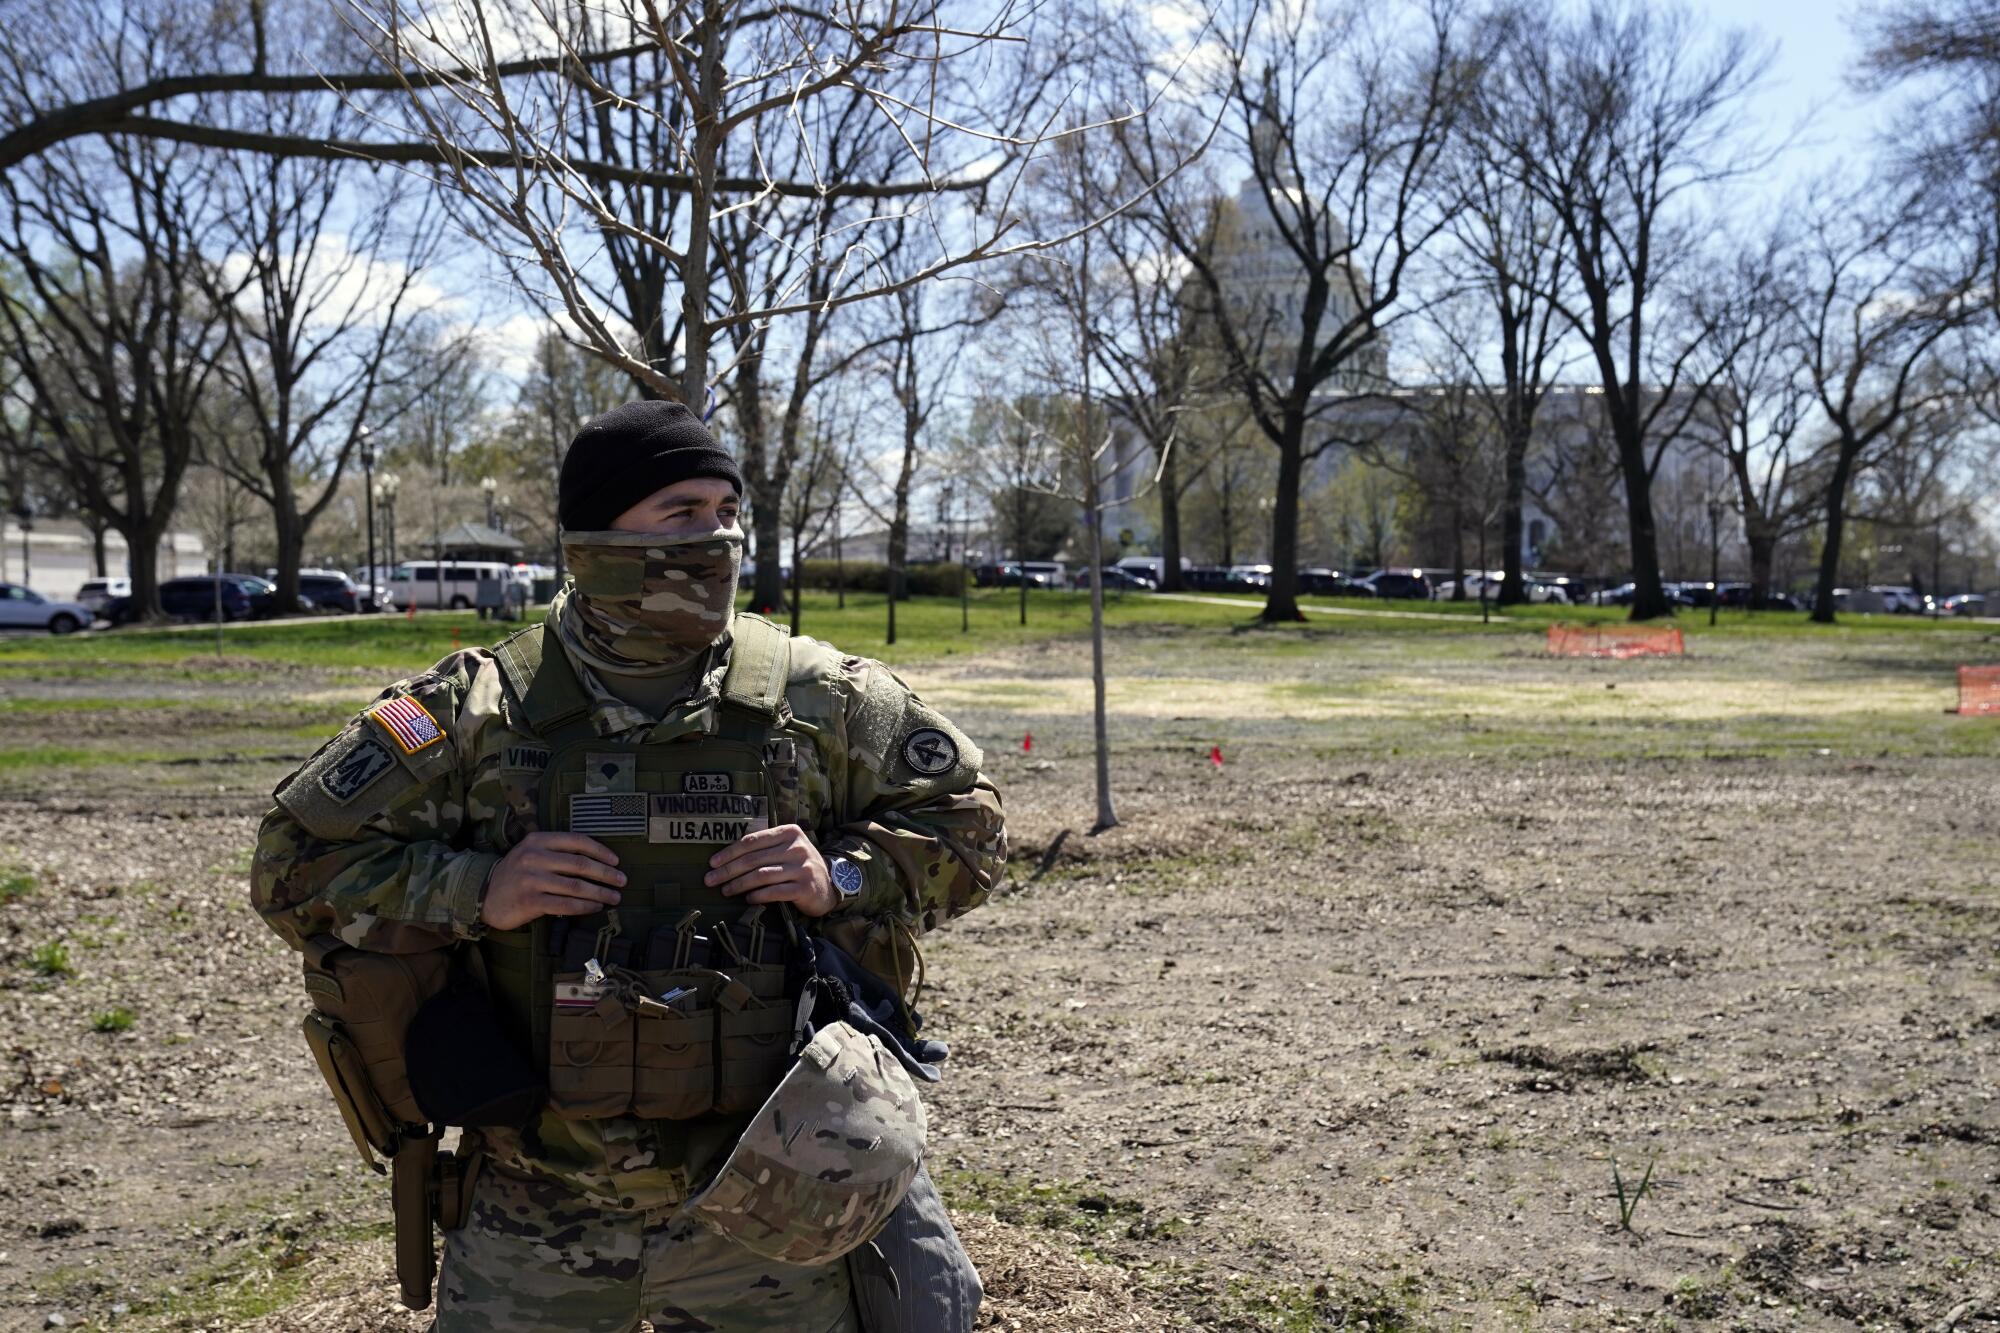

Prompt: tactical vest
[{"left": 478, "top": 615, "right": 813, "bottom": 1129}]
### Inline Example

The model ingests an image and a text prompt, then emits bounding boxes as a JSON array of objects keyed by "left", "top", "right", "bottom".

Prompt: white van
[{"left": 388, "top": 560, "right": 525, "bottom": 610}]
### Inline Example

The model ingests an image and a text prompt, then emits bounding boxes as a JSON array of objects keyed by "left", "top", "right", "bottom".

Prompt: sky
[{"left": 1687, "top": 0, "right": 1893, "bottom": 195}]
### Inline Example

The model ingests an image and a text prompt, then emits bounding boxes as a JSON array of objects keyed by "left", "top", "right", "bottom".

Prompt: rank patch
[
  {"left": 368, "top": 695, "right": 443, "bottom": 754},
  {"left": 584, "top": 753, "right": 635, "bottom": 793},
  {"left": 320, "top": 737, "right": 394, "bottom": 803},
  {"left": 902, "top": 727, "right": 958, "bottom": 776}
]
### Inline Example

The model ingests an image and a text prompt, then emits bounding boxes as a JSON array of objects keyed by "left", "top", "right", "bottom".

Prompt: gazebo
[{"left": 436, "top": 522, "right": 525, "bottom": 563}]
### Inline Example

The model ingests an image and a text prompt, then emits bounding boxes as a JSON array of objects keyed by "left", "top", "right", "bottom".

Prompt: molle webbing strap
[
  {"left": 720, "top": 615, "right": 790, "bottom": 718},
  {"left": 493, "top": 625, "right": 592, "bottom": 739}
]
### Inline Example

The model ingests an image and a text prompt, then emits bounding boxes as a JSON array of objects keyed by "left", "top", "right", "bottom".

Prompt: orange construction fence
[
  {"left": 1955, "top": 665, "right": 2000, "bottom": 716},
  {"left": 1547, "top": 623, "right": 1686, "bottom": 660}
]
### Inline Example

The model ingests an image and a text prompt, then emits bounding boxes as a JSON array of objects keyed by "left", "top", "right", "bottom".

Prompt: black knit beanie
[{"left": 558, "top": 400, "right": 743, "bottom": 531}]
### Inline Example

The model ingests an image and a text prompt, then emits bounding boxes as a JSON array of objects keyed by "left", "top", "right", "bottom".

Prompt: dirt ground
[{"left": 0, "top": 621, "right": 1995, "bottom": 1332}]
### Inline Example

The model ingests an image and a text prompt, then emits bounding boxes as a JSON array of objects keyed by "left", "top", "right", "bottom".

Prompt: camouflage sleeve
[
  {"left": 249, "top": 652, "right": 502, "bottom": 954},
  {"left": 815, "top": 653, "right": 1006, "bottom": 937}
]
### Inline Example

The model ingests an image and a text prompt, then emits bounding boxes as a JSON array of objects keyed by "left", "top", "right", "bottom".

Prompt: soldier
[{"left": 251, "top": 400, "right": 1004, "bottom": 1332}]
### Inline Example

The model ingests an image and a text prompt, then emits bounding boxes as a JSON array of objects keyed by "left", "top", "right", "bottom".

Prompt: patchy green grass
[
  {"left": 30, "top": 940, "right": 75, "bottom": 978},
  {"left": 7, "top": 589, "right": 1992, "bottom": 679},
  {"left": 91, "top": 1006, "right": 136, "bottom": 1033},
  {"left": 0, "top": 863, "right": 33, "bottom": 903}
]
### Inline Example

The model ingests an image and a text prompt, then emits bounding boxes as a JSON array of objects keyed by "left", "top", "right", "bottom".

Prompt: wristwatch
[{"left": 827, "top": 855, "right": 865, "bottom": 905}]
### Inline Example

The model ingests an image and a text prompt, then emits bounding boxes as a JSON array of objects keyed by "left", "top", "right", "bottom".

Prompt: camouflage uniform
[{"left": 251, "top": 566, "right": 1005, "bottom": 1331}]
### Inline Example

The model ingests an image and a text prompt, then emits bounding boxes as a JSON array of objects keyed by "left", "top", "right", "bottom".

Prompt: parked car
[
  {"left": 1297, "top": 568, "right": 1373, "bottom": 597},
  {"left": 1357, "top": 568, "right": 1433, "bottom": 600},
  {"left": 1115, "top": 556, "right": 1185, "bottom": 585},
  {"left": 1942, "top": 593, "right": 1988, "bottom": 617},
  {"left": 1526, "top": 578, "right": 1575, "bottom": 604},
  {"left": 75, "top": 577, "right": 132, "bottom": 616},
  {"left": 1589, "top": 582, "right": 1637, "bottom": 606},
  {"left": 1224, "top": 563, "right": 1273, "bottom": 592},
  {"left": 991, "top": 560, "right": 1067, "bottom": 589},
  {"left": 1183, "top": 566, "right": 1235, "bottom": 593},
  {"left": 1431, "top": 575, "right": 1485, "bottom": 601},
  {"left": 159, "top": 576, "right": 255, "bottom": 622},
  {"left": 1074, "top": 565, "right": 1156, "bottom": 592},
  {"left": 298, "top": 571, "right": 367, "bottom": 614},
  {"left": 0, "top": 583, "right": 92, "bottom": 633},
  {"left": 228, "top": 574, "right": 312, "bottom": 619},
  {"left": 1868, "top": 584, "right": 1925, "bottom": 614},
  {"left": 389, "top": 559, "right": 527, "bottom": 610}
]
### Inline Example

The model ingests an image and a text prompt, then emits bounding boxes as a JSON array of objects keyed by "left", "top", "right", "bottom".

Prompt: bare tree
[
  {"left": 710, "top": 91, "right": 927, "bottom": 611},
  {"left": 852, "top": 280, "right": 989, "bottom": 645},
  {"left": 1479, "top": 0, "right": 1774, "bottom": 621},
  {"left": 1122, "top": 0, "right": 1473, "bottom": 622},
  {"left": 510, "top": 324, "right": 629, "bottom": 571},
  {"left": 0, "top": 133, "right": 235, "bottom": 617},
  {"left": 340, "top": 0, "right": 1148, "bottom": 404},
  {"left": 1687, "top": 237, "right": 1823, "bottom": 604},
  {"left": 782, "top": 402, "right": 851, "bottom": 636},
  {"left": 1010, "top": 266, "right": 1132, "bottom": 832},
  {"left": 1436, "top": 138, "right": 1571, "bottom": 604},
  {"left": 199, "top": 95, "right": 449, "bottom": 608},
  {"left": 1797, "top": 186, "right": 1991, "bottom": 622}
]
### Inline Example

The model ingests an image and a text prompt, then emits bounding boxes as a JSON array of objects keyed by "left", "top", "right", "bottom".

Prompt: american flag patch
[
  {"left": 367, "top": 695, "right": 444, "bottom": 754},
  {"left": 570, "top": 793, "right": 647, "bottom": 838}
]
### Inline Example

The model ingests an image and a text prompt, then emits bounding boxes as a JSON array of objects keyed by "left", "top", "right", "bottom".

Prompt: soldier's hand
[
  {"left": 705, "top": 825, "right": 836, "bottom": 917},
  {"left": 481, "top": 831, "right": 626, "bottom": 931}
]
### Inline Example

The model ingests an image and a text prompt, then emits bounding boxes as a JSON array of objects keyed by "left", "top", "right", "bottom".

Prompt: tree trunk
[
  {"left": 119, "top": 518, "right": 162, "bottom": 622},
  {"left": 1809, "top": 439, "right": 1863, "bottom": 625},
  {"left": 1157, "top": 443, "right": 1185, "bottom": 592},
  {"left": 1614, "top": 433, "right": 1672, "bottom": 621},
  {"left": 1261, "top": 423, "right": 1305, "bottom": 622},
  {"left": 1497, "top": 412, "right": 1530, "bottom": 606},
  {"left": 1015, "top": 487, "right": 1028, "bottom": 626},
  {"left": 789, "top": 525, "right": 803, "bottom": 635},
  {"left": 1449, "top": 501, "right": 1467, "bottom": 601},
  {"left": 273, "top": 507, "right": 304, "bottom": 611},
  {"left": 88, "top": 519, "right": 107, "bottom": 577},
  {"left": 1085, "top": 497, "right": 1118, "bottom": 833},
  {"left": 1746, "top": 530, "right": 1776, "bottom": 607},
  {"left": 751, "top": 500, "right": 785, "bottom": 613}
]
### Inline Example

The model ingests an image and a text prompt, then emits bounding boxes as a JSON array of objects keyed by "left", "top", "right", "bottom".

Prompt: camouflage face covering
[{"left": 556, "top": 529, "right": 742, "bottom": 672}]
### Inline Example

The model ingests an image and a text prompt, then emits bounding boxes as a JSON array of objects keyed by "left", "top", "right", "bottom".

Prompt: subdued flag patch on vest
[
  {"left": 368, "top": 695, "right": 444, "bottom": 755},
  {"left": 570, "top": 793, "right": 647, "bottom": 838}
]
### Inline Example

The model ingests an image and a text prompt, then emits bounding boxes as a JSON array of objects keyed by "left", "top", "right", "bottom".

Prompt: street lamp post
[
  {"left": 1707, "top": 495, "right": 1723, "bottom": 628},
  {"left": 1932, "top": 513, "right": 1943, "bottom": 620},
  {"left": 11, "top": 503, "right": 31, "bottom": 587},
  {"left": 360, "top": 425, "right": 377, "bottom": 601},
  {"left": 481, "top": 475, "right": 498, "bottom": 530},
  {"left": 378, "top": 474, "right": 400, "bottom": 570}
]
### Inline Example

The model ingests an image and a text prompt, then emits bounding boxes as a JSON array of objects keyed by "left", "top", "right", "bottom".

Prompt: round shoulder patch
[{"left": 902, "top": 727, "right": 958, "bottom": 777}]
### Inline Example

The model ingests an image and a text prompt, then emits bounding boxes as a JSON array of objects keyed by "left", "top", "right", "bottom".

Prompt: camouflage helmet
[{"left": 688, "top": 1020, "right": 927, "bottom": 1266}]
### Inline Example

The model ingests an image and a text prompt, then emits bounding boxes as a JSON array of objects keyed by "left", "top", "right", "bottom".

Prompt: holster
[
  {"left": 386, "top": 1136, "right": 486, "bottom": 1312},
  {"left": 392, "top": 1136, "right": 437, "bottom": 1310}
]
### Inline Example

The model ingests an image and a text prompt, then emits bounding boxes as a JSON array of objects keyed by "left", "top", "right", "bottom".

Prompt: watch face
[{"left": 830, "top": 857, "right": 865, "bottom": 897}]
